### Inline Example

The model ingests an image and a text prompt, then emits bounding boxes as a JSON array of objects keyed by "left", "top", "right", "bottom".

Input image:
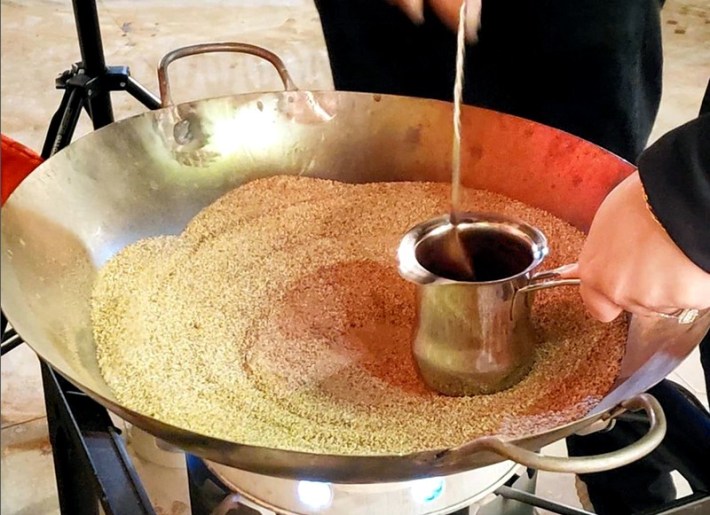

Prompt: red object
[{"left": 1, "top": 135, "right": 43, "bottom": 206}]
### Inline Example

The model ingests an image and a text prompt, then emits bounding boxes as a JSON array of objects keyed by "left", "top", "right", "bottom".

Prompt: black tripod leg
[
  {"left": 125, "top": 76, "right": 161, "bottom": 110},
  {"left": 41, "top": 87, "right": 85, "bottom": 159},
  {"left": 84, "top": 89, "right": 114, "bottom": 129},
  {"left": 0, "top": 311, "right": 21, "bottom": 356},
  {"left": 1, "top": 330, "right": 23, "bottom": 355}
]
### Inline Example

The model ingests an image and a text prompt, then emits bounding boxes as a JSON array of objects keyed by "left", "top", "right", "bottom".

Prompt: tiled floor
[{"left": 1, "top": 0, "right": 709, "bottom": 514}]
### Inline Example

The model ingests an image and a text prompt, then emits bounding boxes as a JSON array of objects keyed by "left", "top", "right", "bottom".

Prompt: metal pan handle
[
  {"left": 212, "top": 494, "right": 243, "bottom": 515},
  {"left": 458, "top": 393, "right": 666, "bottom": 474},
  {"left": 157, "top": 42, "right": 298, "bottom": 108}
]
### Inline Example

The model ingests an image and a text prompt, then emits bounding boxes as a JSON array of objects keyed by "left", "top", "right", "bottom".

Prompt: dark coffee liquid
[{"left": 416, "top": 229, "right": 533, "bottom": 282}]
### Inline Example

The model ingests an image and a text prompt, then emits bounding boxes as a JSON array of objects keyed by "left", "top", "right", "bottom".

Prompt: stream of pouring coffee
[{"left": 445, "top": 0, "right": 476, "bottom": 280}]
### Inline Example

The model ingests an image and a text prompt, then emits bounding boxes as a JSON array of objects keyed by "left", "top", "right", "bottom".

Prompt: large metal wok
[{"left": 2, "top": 43, "right": 709, "bottom": 483}]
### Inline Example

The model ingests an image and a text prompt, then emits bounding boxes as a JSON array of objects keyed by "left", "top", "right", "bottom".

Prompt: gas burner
[{"left": 187, "top": 456, "right": 538, "bottom": 515}]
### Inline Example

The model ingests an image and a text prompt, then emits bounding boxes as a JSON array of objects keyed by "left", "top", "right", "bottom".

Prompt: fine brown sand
[{"left": 91, "top": 176, "right": 626, "bottom": 455}]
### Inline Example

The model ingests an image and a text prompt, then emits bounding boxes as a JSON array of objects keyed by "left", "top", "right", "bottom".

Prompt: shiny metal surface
[
  {"left": 206, "top": 459, "right": 520, "bottom": 515},
  {"left": 398, "top": 212, "right": 566, "bottom": 395},
  {"left": 2, "top": 63, "right": 710, "bottom": 481}
]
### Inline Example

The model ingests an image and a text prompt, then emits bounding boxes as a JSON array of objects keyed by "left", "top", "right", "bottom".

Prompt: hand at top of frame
[{"left": 390, "top": 0, "right": 482, "bottom": 41}]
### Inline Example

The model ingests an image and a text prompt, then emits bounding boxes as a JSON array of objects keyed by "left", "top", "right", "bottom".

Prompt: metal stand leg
[
  {"left": 126, "top": 76, "right": 164, "bottom": 109},
  {"left": 42, "top": 364, "right": 155, "bottom": 515},
  {"left": 41, "top": 87, "right": 85, "bottom": 159},
  {"left": 40, "top": 0, "right": 161, "bottom": 157},
  {"left": 72, "top": 0, "right": 113, "bottom": 128},
  {"left": 0, "top": 312, "right": 23, "bottom": 354}
]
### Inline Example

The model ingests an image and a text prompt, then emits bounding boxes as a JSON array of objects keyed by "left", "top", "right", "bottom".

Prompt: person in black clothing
[
  {"left": 577, "top": 111, "right": 710, "bottom": 327},
  {"left": 314, "top": 0, "right": 663, "bottom": 163},
  {"left": 567, "top": 96, "right": 710, "bottom": 514},
  {"left": 313, "top": 1, "right": 710, "bottom": 512}
]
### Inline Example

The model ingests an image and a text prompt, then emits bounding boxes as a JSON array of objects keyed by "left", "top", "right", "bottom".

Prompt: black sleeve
[{"left": 637, "top": 113, "right": 710, "bottom": 273}]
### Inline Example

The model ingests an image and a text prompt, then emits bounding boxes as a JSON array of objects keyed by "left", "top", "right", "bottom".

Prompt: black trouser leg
[
  {"left": 315, "top": 0, "right": 457, "bottom": 101},
  {"left": 568, "top": 377, "right": 710, "bottom": 514},
  {"left": 569, "top": 332, "right": 709, "bottom": 514},
  {"left": 314, "top": 0, "right": 663, "bottom": 163}
]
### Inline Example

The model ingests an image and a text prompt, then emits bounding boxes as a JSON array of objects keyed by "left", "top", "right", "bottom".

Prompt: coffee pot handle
[
  {"left": 518, "top": 263, "right": 581, "bottom": 294},
  {"left": 509, "top": 263, "right": 580, "bottom": 319},
  {"left": 517, "top": 263, "right": 700, "bottom": 324}
]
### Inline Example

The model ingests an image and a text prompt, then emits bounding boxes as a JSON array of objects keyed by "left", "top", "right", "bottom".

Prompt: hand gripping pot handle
[
  {"left": 454, "top": 393, "right": 666, "bottom": 474},
  {"left": 157, "top": 42, "right": 298, "bottom": 107},
  {"left": 516, "top": 264, "right": 700, "bottom": 324}
]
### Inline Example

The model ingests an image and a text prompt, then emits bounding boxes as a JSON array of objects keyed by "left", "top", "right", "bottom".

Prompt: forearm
[{"left": 637, "top": 114, "right": 710, "bottom": 272}]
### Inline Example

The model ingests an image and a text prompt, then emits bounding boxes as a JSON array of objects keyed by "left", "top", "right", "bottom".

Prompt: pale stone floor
[{"left": 1, "top": 0, "right": 709, "bottom": 513}]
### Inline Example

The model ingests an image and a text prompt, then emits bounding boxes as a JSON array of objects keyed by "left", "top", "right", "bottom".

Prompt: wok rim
[{"left": 1, "top": 89, "right": 639, "bottom": 481}]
